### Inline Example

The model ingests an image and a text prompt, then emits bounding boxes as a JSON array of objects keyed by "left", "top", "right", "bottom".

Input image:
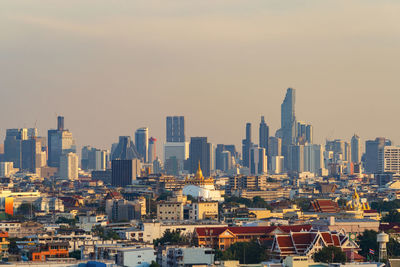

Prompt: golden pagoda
[
  {"left": 347, "top": 188, "right": 370, "bottom": 211},
  {"left": 185, "top": 161, "right": 214, "bottom": 187}
]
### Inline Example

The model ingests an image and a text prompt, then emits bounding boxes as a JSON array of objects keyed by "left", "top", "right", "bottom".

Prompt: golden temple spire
[{"left": 195, "top": 161, "right": 204, "bottom": 180}]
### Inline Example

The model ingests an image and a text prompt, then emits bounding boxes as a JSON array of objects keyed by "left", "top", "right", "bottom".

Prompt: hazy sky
[{"left": 1, "top": 0, "right": 400, "bottom": 153}]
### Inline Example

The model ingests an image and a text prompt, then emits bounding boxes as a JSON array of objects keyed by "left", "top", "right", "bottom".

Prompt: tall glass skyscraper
[
  {"left": 166, "top": 116, "right": 185, "bottom": 142},
  {"left": 135, "top": 127, "right": 149, "bottom": 162},
  {"left": 259, "top": 116, "right": 269, "bottom": 155},
  {"left": 281, "top": 88, "right": 297, "bottom": 169}
]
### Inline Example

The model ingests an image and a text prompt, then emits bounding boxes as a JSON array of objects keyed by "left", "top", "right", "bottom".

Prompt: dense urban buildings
[{"left": 0, "top": 89, "right": 398, "bottom": 267}]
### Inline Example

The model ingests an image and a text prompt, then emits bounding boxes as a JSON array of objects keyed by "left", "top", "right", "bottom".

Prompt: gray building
[
  {"left": 351, "top": 134, "right": 361, "bottom": 164},
  {"left": 111, "top": 159, "right": 141, "bottom": 187},
  {"left": 166, "top": 116, "right": 185, "bottom": 142},
  {"left": 365, "top": 137, "right": 391, "bottom": 174},
  {"left": 242, "top": 123, "right": 252, "bottom": 168},
  {"left": 280, "top": 88, "right": 297, "bottom": 168},
  {"left": 135, "top": 127, "right": 149, "bottom": 163},
  {"left": 47, "top": 116, "right": 76, "bottom": 167},
  {"left": 259, "top": 116, "right": 269, "bottom": 155},
  {"left": 189, "top": 137, "right": 211, "bottom": 176}
]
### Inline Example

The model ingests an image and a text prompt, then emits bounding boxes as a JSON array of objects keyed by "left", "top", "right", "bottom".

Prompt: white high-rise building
[
  {"left": 0, "top": 162, "right": 16, "bottom": 177},
  {"left": 378, "top": 146, "right": 400, "bottom": 174},
  {"left": 271, "top": 156, "right": 284, "bottom": 174},
  {"left": 59, "top": 152, "right": 79, "bottom": 180}
]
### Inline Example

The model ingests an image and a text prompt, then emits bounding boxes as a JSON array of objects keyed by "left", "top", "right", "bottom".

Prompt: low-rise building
[
  {"left": 116, "top": 247, "right": 156, "bottom": 267},
  {"left": 189, "top": 201, "right": 218, "bottom": 221}
]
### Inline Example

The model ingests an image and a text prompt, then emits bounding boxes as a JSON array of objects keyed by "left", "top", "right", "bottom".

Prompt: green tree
[
  {"left": 219, "top": 241, "right": 268, "bottom": 264},
  {"left": 313, "top": 246, "right": 346, "bottom": 263},
  {"left": 149, "top": 261, "right": 160, "bottom": 267},
  {"left": 92, "top": 225, "right": 121, "bottom": 240},
  {"left": 357, "top": 230, "right": 378, "bottom": 261},
  {"left": 70, "top": 250, "right": 81, "bottom": 260},
  {"left": 153, "top": 230, "right": 189, "bottom": 246},
  {"left": 382, "top": 210, "right": 400, "bottom": 223}
]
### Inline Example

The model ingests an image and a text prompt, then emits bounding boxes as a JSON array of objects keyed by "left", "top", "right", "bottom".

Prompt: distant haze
[{"left": 1, "top": 0, "right": 400, "bottom": 153}]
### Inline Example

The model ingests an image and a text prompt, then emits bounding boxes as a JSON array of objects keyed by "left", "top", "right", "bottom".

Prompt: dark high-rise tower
[
  {"left": 166, "top": 116, "right": 185, "bottom": 142},
  {"left": 135, "top": 127, "right": 149, "bottom": 162},
  {"left": 242, "top": 123, "right": 252, "bottom": 168},
  {"left": 280, "top": 88, "right": 297, "bottom": 169},
  {"left": 189, "top": 137, "right": 211, "bottom": 176},
  {"left": 57, "top": 116, "right": 64, "bottom": 131},
  {"left": 259, "top": 116, "right": 269, "bottom": 155}
]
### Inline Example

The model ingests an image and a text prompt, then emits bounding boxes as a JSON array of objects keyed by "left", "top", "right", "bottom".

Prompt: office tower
[
  {"left": 111, "top": 159, "right": 141, "bottom": 187},
  {"left": 82, "top": 146, "right": 107, "bottom": 171},
  {"left": 59, "top": 152, "right": 78, "bottom": 180},
  {"left": 135, "top": 127, "right": 149, "bottom": 162},
  {"left": 271, "top": 156, "right": 284, "bottom": 174},
  {"left": 259, "top": 116, "right": 269, "bottom": 155},
  {"left": 189, "top": 137, "right": 211, "bottom": 176},
  {"left": 242, "top": 123, "right": 252, "bottom": 168},
  {"left": 48, "top": 116, "right": 76, "bottom": 167},
  {"left": 378, "top": 146, "right": 400, "bottom": 174},
  {"left": 21, "top": 138, "right": 41, "bottom": 173},
  {"left": 4, "top": 128, "right": 27, "bottom": 168},
  {"left": 303, "top": 144, "right": 324, "bottom": 174},
  {"left": 296, "top": 121, "right": 313, "bottom": 144},
  {"left": 0, "top": 162, "right": 15, "bottom": 177},
  {"left": 250, "top": 146, "right": 267, "bottom": 175},
  {"left": 166, "top": 116, "right": 185, "bottom": 142},
  {"left": 220, "top": 151, "right": 232, "bottom": 172},
  {"left": 289, "top": 145, "right": 304, "bottom": 173},
  {"left": 351, "top": 135, "right": 361, "bottom": 163},
  {"left": 164, "top": 142, "right": 189, "bottom": 174},
  {"left": 57, "top": 116, "right": 64, "bottom": 131},
  {"left": 281, "top": 88, "right": 297, "bottom": 168},
  {"left": 365, "top": 137, "right": 391, "bottom": 174},
  {"left": 111, "top": 136, "right": 140, "bottom": 160},
  {"left": 148, "top": 137, "right": 157, "bottom": 163},
  {"left": 268, "top": 137, "right": 282, "bottom": 157},
  {"left": 81, "top": 146, "right": 92, "bottom": 170}
]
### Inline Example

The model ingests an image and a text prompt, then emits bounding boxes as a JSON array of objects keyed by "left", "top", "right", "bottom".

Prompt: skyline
[
  {"left": 2, "top": 0, "right": 400, "bottom": 150},
  {"left": 0, "top": 87, "right": 397, "bottom": 154}
]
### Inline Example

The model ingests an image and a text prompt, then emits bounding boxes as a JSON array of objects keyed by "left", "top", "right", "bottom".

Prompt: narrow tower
[{"left": 377, "top": 232, "right": 389, "bottom": 261}]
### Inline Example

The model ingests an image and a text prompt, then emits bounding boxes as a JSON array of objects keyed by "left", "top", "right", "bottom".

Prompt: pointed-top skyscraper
[
  {"left": 259, "top": 116, "right": 269, "bottom": 155},
  {"left": 280, "top": 88, "right": 297, "bottom": 168}
]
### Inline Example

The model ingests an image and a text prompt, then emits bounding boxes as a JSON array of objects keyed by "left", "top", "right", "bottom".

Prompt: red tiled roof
[
  {"left": 279, "top": 225, "right": 312, "bottom": 233},
  {"left": 310, "top": 199, "right": 340, "bottom": 213},
  {"left": 196, "top": 225, "right": 312, "bottom": 237}
]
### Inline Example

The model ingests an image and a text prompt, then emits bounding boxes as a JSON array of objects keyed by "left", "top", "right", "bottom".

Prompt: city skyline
[{"left": 2, "top": 1, "right": 400, "bottom": 151}]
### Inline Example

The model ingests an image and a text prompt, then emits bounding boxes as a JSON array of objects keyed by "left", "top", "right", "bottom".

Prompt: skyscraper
[
  {"left": 351, "top": 134, "right": 361, "bottom": 163},
  {"left": 111, "top": 136, "right": 140, "bottom": 160},
  {"left": 4, "top": 128, "right": 27, "bottom": 168},
  {"left": 242, "top": 123, "right": 252, "bottom": 168},
  {"left": 111, "top": 159, "right": 141, "bottom": 186},
  {"left": 365, "top": 137, "right": 391, "bottom": 174},
  {"left": 259, "top": 116, "right": 269, "bottom": 155},
  {"left": 148, "top": 137, "right": 157, "bottom": 163},
  {"left": 48, "top": 116, "right": 76, "bottom": 167},
  {"left": 268, "top": 137, "right": 282, "bottom": 157},
  {"left": 189, "top": 137, "right": 211, "bottom": 176},
  {"left": 135, "top": 127, "right": 149, "bottom": 162},
  {"left": 281, "top": 88, "right": 297, "bottom": 168},
  {"left": 166, "top": 116, "right": 185, "bottom": 142},
  {"left": 250, "top": 146, "right": 267, "bottom": 175},
  {"left": 59, "top": 152, "right": 78, "bottom": 180}
]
